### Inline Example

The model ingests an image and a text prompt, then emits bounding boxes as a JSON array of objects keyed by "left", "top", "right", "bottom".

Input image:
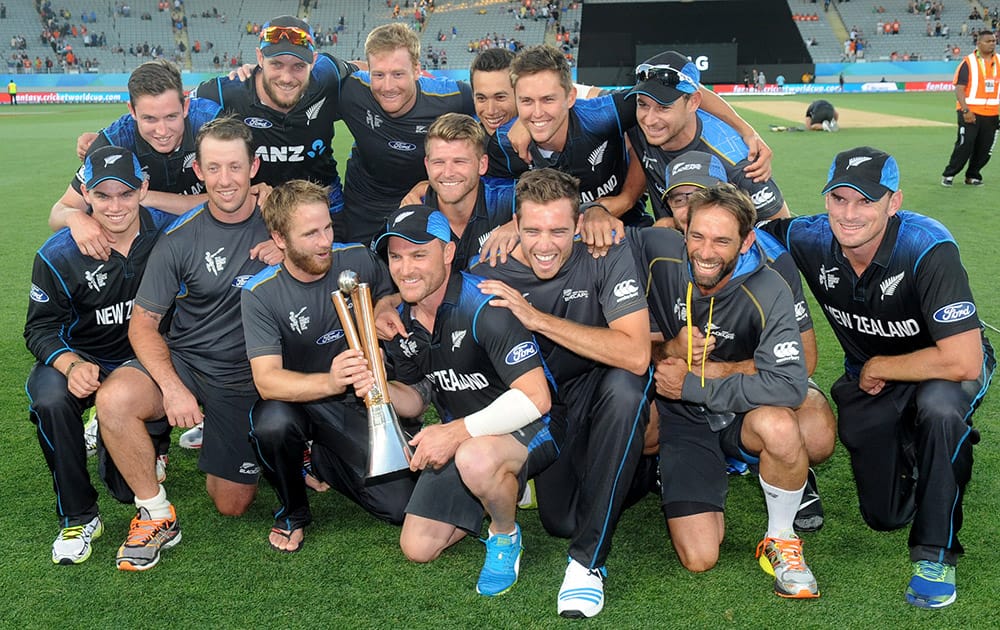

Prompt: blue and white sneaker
[
  {"left": 476, "top": 524, "right": 522, "bottom": 596},
  {"left": 558, "top": 558, "right": 607, "bottom": 618},
  {"left": 905, "top": 560, "right": 956, "bottom": 608}
]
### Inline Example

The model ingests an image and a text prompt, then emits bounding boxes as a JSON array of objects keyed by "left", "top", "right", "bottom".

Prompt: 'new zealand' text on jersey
[
  {"left": 494, "top": 91, "right": 649, "bottom": 226},
  {"left": 636, "top": 227, "right": 807, "bottom": 413},
  {"left": 195, "top": 54, "right": 356, "bottom": 210},
  {"left": 135, "top": 205, "right": 270, "bottom": 383},
  {"left": 72, "top": 98, "right": 221, "bottom": 197},
  {"left": 472, "top": 239, "right": 647, "bottom": 384},
  {"left": 423, "top": 179, "right": 515, "bottom": 271},
  {"left": 26, "top": 207, "right": 174, "bottom": 371},
  {"left": 628, "top": 110, "right": 785, "bottom": 221},
  {"left": 760, "top": 211, "right": 983, "bottom": 376},
  {"left": 339, "top": 73, "right": 475, "bottom": 243},
  {"left": 241, "top": 243, "right": 395, "bottom": 378},
  {"left": 383, "top": 271, "right": 545, "bottom": 423}
]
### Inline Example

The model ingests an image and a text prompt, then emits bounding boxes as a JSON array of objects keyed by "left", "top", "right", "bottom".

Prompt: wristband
[
  {"left": 65, "top": 360, "right": 86, "bottom": 379},
  {"left": 464, "top": 388, "right": 542, "bottom": 437}
]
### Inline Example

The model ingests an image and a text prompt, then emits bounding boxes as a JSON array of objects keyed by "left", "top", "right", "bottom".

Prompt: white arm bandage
[{"left": 464, "top": 388, "right": 542, "bottom": 437}]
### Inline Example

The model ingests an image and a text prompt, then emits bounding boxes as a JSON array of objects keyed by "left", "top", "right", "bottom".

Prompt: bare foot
[
  {"left": 268, "top": 526, "right": 305, "bottom": 553},
  {"left": 304, "top": 472, "right": 330, "bottom": 492}
]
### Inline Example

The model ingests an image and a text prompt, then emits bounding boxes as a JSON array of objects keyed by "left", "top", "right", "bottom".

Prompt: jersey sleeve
[
  {"left": 133, "top": 234, "right": 183, "bottom": 316},
  {"left": 25, "top": 252, "right": 76, "bottom": 364},
  {"left": 731, "top": 167, "right": 785, "bottom": 219},
  {"left": 194, "top": 76, "right": 225, "bottom": 104},
  {"left": 681, "top": 271, "right": 808, "bottom": 413},
  {"left": 913, "top": 241, "right": 982, "bottom": 341},
  {"left": 473, "top": 301, "right": 545, "bottom": 386},
  {"left": 240, "top": 286, "right": 283, "bottom": 360},
  {"left": 610, "top": 89, "right": 638, "bottom": 130},
  {"left": 599, "top": 242, "right": 648, "bottom": 323}
]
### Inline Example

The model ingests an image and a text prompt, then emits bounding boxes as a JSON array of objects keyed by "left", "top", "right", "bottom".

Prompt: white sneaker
[
  {"left": 83, "top": 410, "right": 98, "bottom": 457},
  {"left": 828, "top": 119, "right": 839, "bottom": 132},
  {"left": 557, "top": 558, "right": 606, "bottom": 618},
  {"left": 821, "top": 120, "right": 832, "bottom": 132},
  {"left": 155, "top": 454, "right": 168, "bottom": 484},
  {"left": 52, "top": 515, "right": 104, "bottom": 565},
  {"left": 517, "top": 478, "right": 537, "bottom": 509},
  {"left": 179, "top": 424, "right": 203, "bottom": 449}
]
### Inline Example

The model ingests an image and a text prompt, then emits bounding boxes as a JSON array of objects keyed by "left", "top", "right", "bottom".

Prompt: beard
[
  {"left": 262, "top": 76, "right": 306, "bottom": 110},
  {"left": 690, "top": 254, "right": 738, "bottom": 290},
  {"left": 287, "top": 244, "right": 331, "bottom": 276}
]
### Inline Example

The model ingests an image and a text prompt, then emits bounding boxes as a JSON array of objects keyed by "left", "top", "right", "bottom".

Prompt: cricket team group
[{"left": 24, "top": 14, "right": 994, "bottom": 618}]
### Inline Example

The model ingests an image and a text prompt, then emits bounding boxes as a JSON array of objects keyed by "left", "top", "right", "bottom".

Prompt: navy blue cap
[
  {"left": 665, "top": 151, "right": 727, "bottom": 195},
  {"left": 822, "top": 146, "right": 899, "bottom": 200},
  {"left": 259, "top": 16, "right": 316, "bottom": 63},
  {"left": 373, "top": 205, "right": 452, "bottom": 254},
  {"left": 627, "top": 51, "right": 700, "bottom": 106},
  {"left": 83, "top": 145, "right": 145, "bottom": 190}
]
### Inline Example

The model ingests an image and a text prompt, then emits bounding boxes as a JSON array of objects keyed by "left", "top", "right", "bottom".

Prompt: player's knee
[
  {"left": 454, "top": 439, "right": 502, "bottom": 492},
  {"left": 399, "top": 530, "right": 444, "bottom": 563},
  {"left": 749, "top": 407, "right": 802, "bottom": 458},
  {"left": 248, "top": 400, "right": 297, "bottom": 444},
  {"left": 211, "top": 492, "right": 254, "bottom": 517},
  {"left": 29, "top": 388, "right": 75, "bottom": 421},
  {"left": 675, "top": 543, "right": 719, "bottom": 573},
  {"left": 207, "top": 479, "right": 256, "bottom": 516}
]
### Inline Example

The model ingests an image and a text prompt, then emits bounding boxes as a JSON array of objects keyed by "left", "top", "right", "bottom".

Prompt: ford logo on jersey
[
  {"left": 30, "top": 284, "right": 49, "bottom": 303},
  {"left": 244, "top": 117, "right": 273, "bottom": 129},
  {"left": 505, "top": 341, "right": 538, "bottom": 365},
  {"left": 316, "top": 329, "right": 345, "bottom": 345},
  {"left": 933, "top": 301, "right": 976, "bottom": 323},
  {"left": 232, "top": 275, "right": 253, "bottom": 288},
  {"left": 388, "top": 141, "right": 417, "bottom": 152}
]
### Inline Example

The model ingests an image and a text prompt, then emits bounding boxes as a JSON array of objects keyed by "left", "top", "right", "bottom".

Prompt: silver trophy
[{"left": 331, "top": 270, "right": 412, "bottom": 478}]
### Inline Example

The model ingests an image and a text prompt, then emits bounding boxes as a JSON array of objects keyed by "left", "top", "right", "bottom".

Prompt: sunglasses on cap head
[
  {"left": 260, "top": 25, "right": 315, "bottom": 49},
  {"left": 634, "top": 63, "right": 696, "bottom": 87}
]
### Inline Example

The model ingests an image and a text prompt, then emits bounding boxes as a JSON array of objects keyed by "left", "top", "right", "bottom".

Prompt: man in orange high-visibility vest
[{"left": 942, "top": 30, "right": 1000, "bottom": 186}]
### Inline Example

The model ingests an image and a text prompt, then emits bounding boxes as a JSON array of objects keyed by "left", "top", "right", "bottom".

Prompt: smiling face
[
  {"left": 685, "top": 203, "right": 754, "bottom": 294},
  {"left": 472, "top": 68, "right": 516, "bottom": 135},
  {"left": 635, "top": 92, "right": 698, "bottom": 151},
  {"left": 256, "top": 48, "right": 313, "bottom": 111},
  {"left": 81, "top": 178, "right": 148, "bottom": 236},
  {"left": 514, "top": 197, "right": 578, "bottom": 279},
  {"left": 368, "top": 47, "right": 419, "bottom": 117},
  {"left": 825, "top": 185, "right": 901, "bottom": 266},
  {"left": 387, "top": 236, "right": 455, "bottom": 306},
  {"left": 193, "top": 135, "right": 260, "bottom": 222},
  {"left": 425, "top": 137, "right": 487, "bottom": 208},
  {"left": 514, "top": 70, "right": 575, "bottom": 151},
  {"left": 276, "top": 201, "right": 333, "bottom": 280},
  {"left": 128, "top": 91, "right": 189, "bottom": 154}
]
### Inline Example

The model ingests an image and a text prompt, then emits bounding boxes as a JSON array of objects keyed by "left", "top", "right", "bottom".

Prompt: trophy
[{"left": 331, "top": 270, "right": 413, "bottom": 478}]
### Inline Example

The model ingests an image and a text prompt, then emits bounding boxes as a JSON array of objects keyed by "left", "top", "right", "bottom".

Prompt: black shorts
[
  {"left": 405, "top": 418, "right": 558, "bottom": 535},
  {"left": 122, "top": 355, "right": 259, "bottom": 485},
  {"left": 656, "top": 399, "right": 757, "bottom": 519}
]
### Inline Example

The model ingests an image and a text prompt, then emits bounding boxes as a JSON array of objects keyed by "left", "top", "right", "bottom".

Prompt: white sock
[
  {"left": 135, "top": 484, "right": 172, "bottom": 520},
  {"left": 760, "top": 476, "right": 805, "bottom": 538},
  {"left": 488, "top": 524, "right": 519, "bottom": 542}
]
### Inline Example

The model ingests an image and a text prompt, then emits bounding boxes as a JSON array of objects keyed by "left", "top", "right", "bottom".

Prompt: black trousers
[
  {"left": 248, "top": 398, "right": 417, "bottom": 531},
  {"left": 832, "top": 342, "right": 994, "bottom": 564},
  {"left": 27, "top": 363, "right": 169, "bottom": 526},
  {"left": 533, "top": 367, "right": 653, "bottom": 569},
  {"left": 942, "top": 111, "right": 1000, "bottom": 181}
]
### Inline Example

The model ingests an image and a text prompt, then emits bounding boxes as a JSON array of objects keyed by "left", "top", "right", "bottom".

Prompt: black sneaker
[
  {"left": 941, "top": 176, "right": 954, "bottom": 187},
  {"left": 794, "top": 468, "right": 824, "bottom": 533},
  {"left": 965, "top": 178, "right": 984, "bottom": 186}
]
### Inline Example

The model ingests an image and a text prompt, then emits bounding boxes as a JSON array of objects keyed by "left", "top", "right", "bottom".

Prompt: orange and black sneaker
[
  {"left": 116, "top": 505, "right": 182, "bottom": 571},
  {"left": 755, "top": 535, "right": 820, "bottom": 599}
]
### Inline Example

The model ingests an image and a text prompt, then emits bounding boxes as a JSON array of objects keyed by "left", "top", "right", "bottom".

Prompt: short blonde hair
[
  {"left": 262, "top": 179, "right": 331, "bottom": 238},
  {"left": 365, "top": 23, "right": 420, "bottom": 67},
  {"left": 426, "top": 113, "right": 486, "bottom": 156}
]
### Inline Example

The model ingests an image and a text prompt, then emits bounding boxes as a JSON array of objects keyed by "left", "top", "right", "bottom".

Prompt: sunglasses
[
  {"left": 634, "top": 63, "right": 696, "bottom": 88},
  {"left": 260, "top": 26, "right": 315, "bottom": 50}
]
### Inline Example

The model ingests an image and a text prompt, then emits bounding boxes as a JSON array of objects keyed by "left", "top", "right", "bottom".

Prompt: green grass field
[{"left": 1, "top": 93, "right": 998, "bottom": 628}]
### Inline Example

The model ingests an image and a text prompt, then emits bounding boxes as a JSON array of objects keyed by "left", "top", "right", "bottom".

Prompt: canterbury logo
[
  {"left": 772, "top": 340, "right": 800, "bottom": 362},
  {"left": 847, "top": 156, "right": 872, "bottom": 168},
  {"left": 879, "top": 272, "right": 904, "bottom": 300},
  {"left": 305, "top": 97, "right": 326, "bottom": 123},
  {"left": 103, "top": 154, "right": 123, "bottom": 167},
  {"left": 588, "top": 141, "right": 608, "bottom": 171}
]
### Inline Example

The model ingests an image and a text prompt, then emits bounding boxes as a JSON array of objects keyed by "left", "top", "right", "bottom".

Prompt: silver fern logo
[
  {"left": 588, "top": 141, "right": 608, "bottom": 171},
  {"left": 305, "top": 97, "right": 326, "bottom": 124},
  {"left": 879, "top": 272, "right": 904, "bottom": 300}
]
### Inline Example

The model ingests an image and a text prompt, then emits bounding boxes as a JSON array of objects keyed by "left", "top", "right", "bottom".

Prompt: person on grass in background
[{"left": 760, "top": 146, "right": 995, "bottom": 608}]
